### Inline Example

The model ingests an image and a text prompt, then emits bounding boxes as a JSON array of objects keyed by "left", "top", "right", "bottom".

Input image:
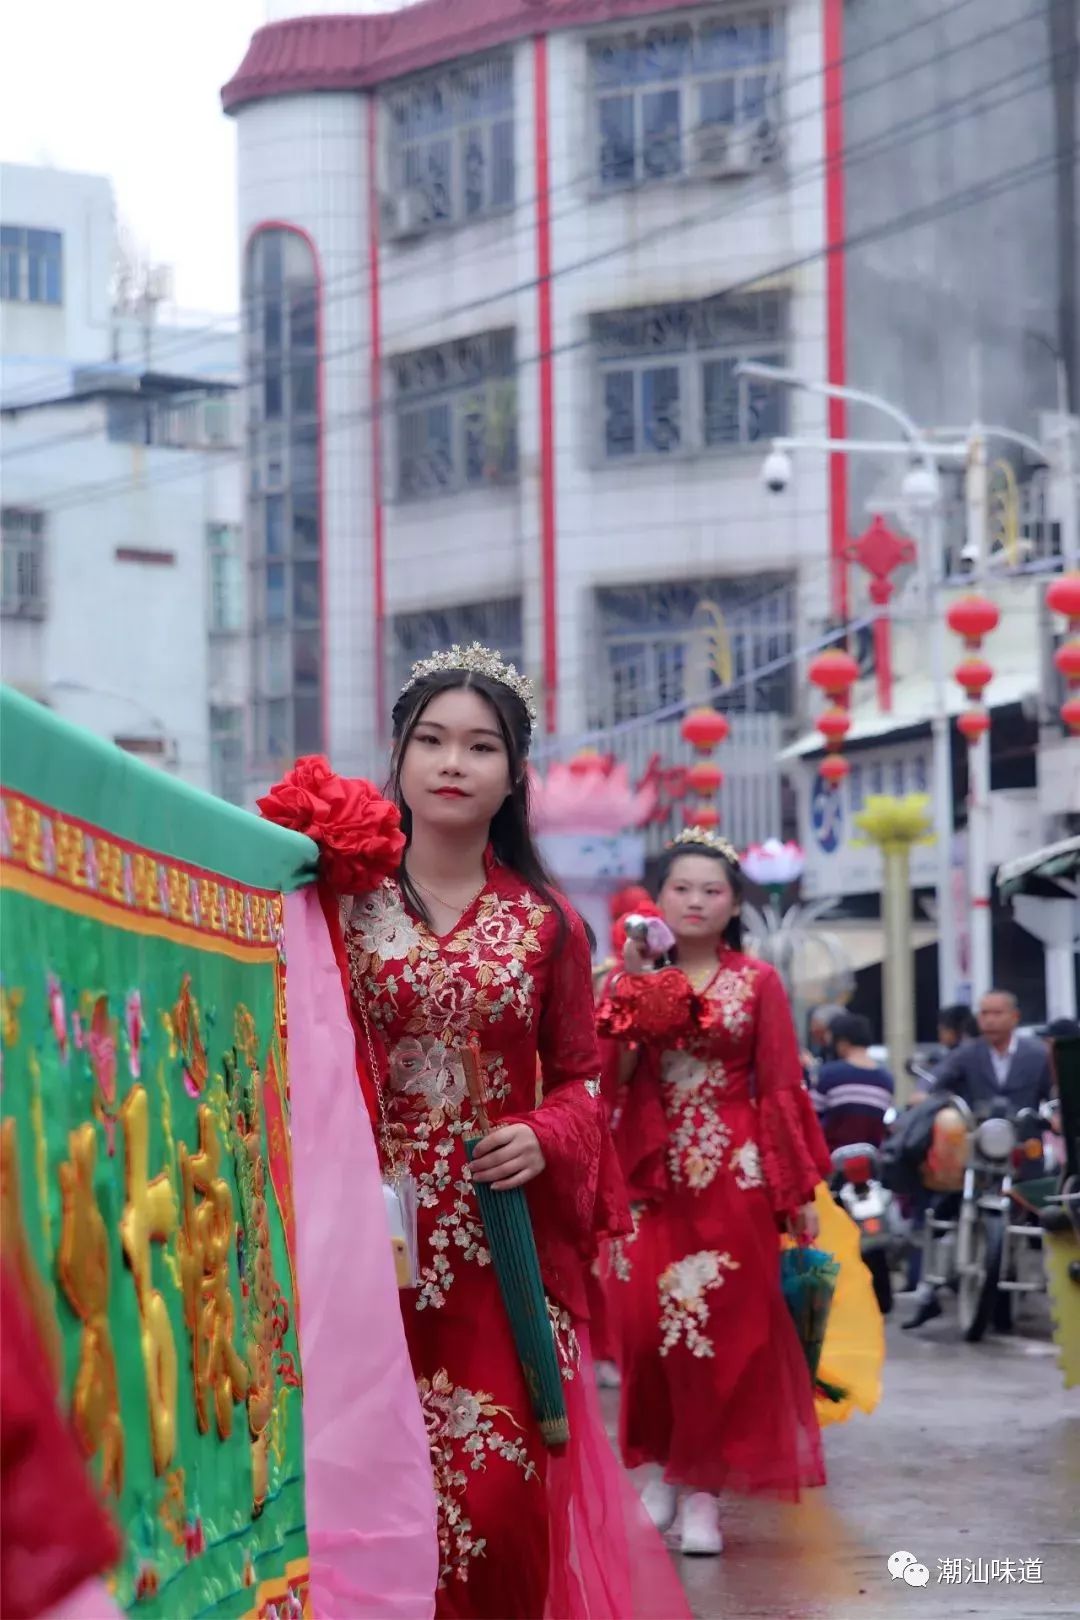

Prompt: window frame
[
  {"left": 591, "top": 291, "right": 788, "bottom": 466},
  {"left": 1, "top": 506, "right": 47, "bottom": 618},
  {"left": 383, "top": 50, "right": 516, "bottom": 230},
  {"left": 206, "top": 523, "right": 244, "bottom": 635},
  {"left": 390, "top": 330, "right": 518, "bottom": 501},
  {"left": 209, "top": 704, "right": 246, "bottom": 805},
  {"left": 588, "top": 8, "right": 782, "bottom": 192},
  {"left": 0, "top": 226, "right": 63, "bottom": 305}
]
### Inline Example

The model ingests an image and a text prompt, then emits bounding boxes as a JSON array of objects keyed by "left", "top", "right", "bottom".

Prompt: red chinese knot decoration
[
  {"left": 808, "top": 648, "right": 858, "bottom": 790},
  {"left": 945, "top": 592, "right": 999, "bottom": 749},
  {"left": 679, "top": 706, "right": 729, "bottom": 825},
  {"left": 1047, "top": 572, "right": 1080, "bottom": 737}
]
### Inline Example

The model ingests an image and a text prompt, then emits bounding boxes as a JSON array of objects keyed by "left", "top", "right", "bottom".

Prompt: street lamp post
[
  {"left": 740, "top": 361, "right": 1080, "bottom": 1010},
  {"left": 738, "top": 360, "right": 962, "bottom": 1008}
]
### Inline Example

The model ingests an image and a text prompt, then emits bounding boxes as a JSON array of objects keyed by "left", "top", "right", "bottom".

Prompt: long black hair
[
  {"left": 654, "top": 840, "right": 746, "bottom": 952},
  {"left": 389, "top": 667, "right": 568, "bottom": 939}
]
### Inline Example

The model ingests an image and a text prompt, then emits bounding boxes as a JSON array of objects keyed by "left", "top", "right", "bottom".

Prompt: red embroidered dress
[
  {"left": 342, "top": 859, "right": 682, "bottom": 1620},
  {"left": 596, "top": 953, "right": 831, "bottom": 1498}
]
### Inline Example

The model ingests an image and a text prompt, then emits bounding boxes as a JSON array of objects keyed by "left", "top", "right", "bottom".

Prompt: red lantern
[
  {"left": 807, "top": 648, "right": 859, "bottom": 699},
  {"left": 819, "top": 755, "right": 850, "bottom": 788},
  {"left": 957, "top": 707, "right": 991, "bottom": 744},
  {"left": 946, "top": 593, "right": 1000, "bottom": 647},
  {"left": 1053, "top": 638, "right": 1080, "bottom": 682},
  {"left": 685, "top": 803, "right": 721, "bottom": 829},
  {"left": 685, "top": 761, "right": 724, "bottom": 795},
  {"left": 1047, "top": 572, "right": 1080, "bottom": 625},
  {"left": 680, "top": 707, "right": 730, "bottom": 754},
  {"left": 1061, "top": 694, "right": 1080, "bottom": 736},
  {"left": 953, "top": 656, "right": 993, "bottom": 698},
  {"left": 816, "top": 705, "right": 851, "bottom": 745}
]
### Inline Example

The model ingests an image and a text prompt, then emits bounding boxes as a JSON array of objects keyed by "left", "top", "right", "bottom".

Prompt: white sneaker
[
  {"left": 679, "top": 1492, "right": 724, "bottom": 1557},
  {"left": 640, "top": 1476, "right": 678, "bottom": 1533},
  {"left": 594, "top": 1359, "right": 621, "bottom": 1390}
]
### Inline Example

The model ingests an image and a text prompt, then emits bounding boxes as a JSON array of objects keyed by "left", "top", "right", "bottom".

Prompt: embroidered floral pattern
[
  {"left": 658, "top": 1250, "right": 740, "bottom": 1359},
  {"left": 608, "top": 1205, "right": 642, "bottom": 1283},
  {"left": 702, "top": 963, "right": 757, "bottom": 1039},
  {"left": 730, "top": 1139, "right": 764, "bottom": 1190},
  {"left": 662, "top": 1061, "right": 732, "bottom": 1191},
  {"left": 417, "top": 1369, "right": 538, "bottom": 1588},
  {"left": 345, "top": 882, "right": 547, "bottom": 1043},
  {"left": 546, "top": 1300, "right": 581, "bottom": 1382}
]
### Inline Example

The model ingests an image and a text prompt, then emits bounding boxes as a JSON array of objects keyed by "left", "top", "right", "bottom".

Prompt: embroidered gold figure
[
  {"left": 120, "top": 1083, "right": 179, "bottom": 1474},
  {"left": 57, "top": 1123, "right": 125, "bottom": 1492},
  {"left": 179, "top": 1106, "right": 250, "bottom": 1438}
]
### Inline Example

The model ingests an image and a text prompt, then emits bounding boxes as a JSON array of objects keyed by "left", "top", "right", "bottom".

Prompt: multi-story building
[
  {"left": 223, "top": 0, "right": 1074, "bottom": 870},
  {"left": 1, "top": 162, "right": 246, "bottom": 800}
]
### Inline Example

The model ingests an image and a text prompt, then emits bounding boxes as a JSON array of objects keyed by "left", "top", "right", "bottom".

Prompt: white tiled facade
[
  {"left": 1, "top": 163, "right": 243, "bottom": 797},
  {"left": 233, "top": 1, "right": 834, "bottom": 792}
]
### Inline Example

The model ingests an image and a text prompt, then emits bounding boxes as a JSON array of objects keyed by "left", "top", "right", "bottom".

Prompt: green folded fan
[{"left": 463, "top": 1046, "right": 569, "bottom": 1448}]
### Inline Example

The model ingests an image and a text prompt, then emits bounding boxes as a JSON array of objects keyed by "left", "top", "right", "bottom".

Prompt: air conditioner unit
[
  {"left": 382, "top": 187, "right": 433, "bottom": 242},
  {"left": 692, "top": 123, "right": 757, "bottom": 179}
]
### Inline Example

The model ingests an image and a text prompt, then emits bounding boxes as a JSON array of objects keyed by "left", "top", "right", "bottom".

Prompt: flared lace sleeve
[
  {"left": 752, "top": 964, "right": 832, "bottom": 1219},
  {"left": 515, "top": 908, "right": 631, "bottom": 1318}
]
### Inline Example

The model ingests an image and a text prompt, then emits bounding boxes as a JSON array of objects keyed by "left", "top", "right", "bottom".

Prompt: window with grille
[
  {"left": 392, "top": 330, "right": 517, "bottom": 499},
  {"left": 592, "top": 291, "right": 786, "bottom": 461},
  {"left": 1, "top": 507, "right": 46, "bottom": 618},
  {"left": 591, "top": 575, "right": 796, "bottom": 725},
  {"left": 385, "top": 52, "right": 515, "bottom": 226},
  {"left": 589, "top": 11, "right": 780, "bottom": 187},
  {"left": 207, "top": 524, "right": 244, "bottom": 634},
  {"left": 389, "top": 598, "right": 524, "bottom": 706},
  {"left": 245, "top": 228, "right": 323, "bottom": 767},
  {"left": 0, "top": 226, "right": 63, "bottom": 304}
]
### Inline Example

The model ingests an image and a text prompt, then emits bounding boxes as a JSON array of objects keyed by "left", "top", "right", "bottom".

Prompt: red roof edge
[{"left": 221, "top": 1, "right": 696, "bottom": 114}]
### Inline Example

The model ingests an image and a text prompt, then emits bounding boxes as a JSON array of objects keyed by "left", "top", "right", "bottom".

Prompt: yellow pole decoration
[{"left": 853, "top": 794, "right": 934, "bottom": 1094}]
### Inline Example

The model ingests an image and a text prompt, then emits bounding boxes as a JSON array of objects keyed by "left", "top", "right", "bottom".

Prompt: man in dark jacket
[
  {"left": 931, "top": 990, "right": 1052, "bottom": 1114},
  {"left": 904, "top": 991, "right": 1053, "bottom": 1330}
]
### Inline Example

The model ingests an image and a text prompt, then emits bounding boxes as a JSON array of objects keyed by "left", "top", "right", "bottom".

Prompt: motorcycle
[
  {"left": 922, "top": 1100, "right": 1051, "bottom": 1343},
  {"left": 829, "top": 1143, "right": 903, "bottom": 1315}
]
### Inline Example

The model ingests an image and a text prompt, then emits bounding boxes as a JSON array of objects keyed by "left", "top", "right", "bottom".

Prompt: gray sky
[{"left": 0, "top": 2, "right": 420, "bottom": 315}]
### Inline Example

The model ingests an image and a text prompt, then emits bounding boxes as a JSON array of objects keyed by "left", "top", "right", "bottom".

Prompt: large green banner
[{"left": 1, "top": 691, "right": 313, "bottom": 1617}]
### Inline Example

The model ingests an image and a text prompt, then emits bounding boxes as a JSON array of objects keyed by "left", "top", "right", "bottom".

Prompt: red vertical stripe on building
[
  {"left": 823, "top": 0, "right": 849, "bottom": 623},
  {"left": 367, "top": 96, "right": 387, "bottom": 736},
  {"left": 534, "top": 34, "right": 558, "bottom": 735}
]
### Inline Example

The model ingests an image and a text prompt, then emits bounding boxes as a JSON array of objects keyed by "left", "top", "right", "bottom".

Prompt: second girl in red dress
[{"left": 597, "top": 829, "right": 831, "bottom": 1556}]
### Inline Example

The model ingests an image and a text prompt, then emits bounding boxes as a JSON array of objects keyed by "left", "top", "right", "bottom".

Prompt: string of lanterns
[
  {"left": 946, "top": 593, "right": 1000, "bottom": 745},
  {"left": 679, "top": 707, "right": 730, "bottom": 827},
  {"left": 807, "top": 648, "right": 859, "bottom": 787}
]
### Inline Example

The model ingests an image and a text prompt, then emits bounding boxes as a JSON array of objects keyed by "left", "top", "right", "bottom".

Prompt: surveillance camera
[{"left": 762, "top": 447, "right": 792, "bottom": 493}]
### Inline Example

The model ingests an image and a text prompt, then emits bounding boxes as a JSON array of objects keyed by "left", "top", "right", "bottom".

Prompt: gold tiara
[
  {"left": 401, "top": 643, "right": 538, "bottom": 725},
  {"left": 668, "top": 826, "right": 741, "bottom": 867}
]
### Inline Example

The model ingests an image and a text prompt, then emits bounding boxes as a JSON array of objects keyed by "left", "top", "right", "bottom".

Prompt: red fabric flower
[{"left": 257, "top": 755, "right": 405, "bottom": 894}]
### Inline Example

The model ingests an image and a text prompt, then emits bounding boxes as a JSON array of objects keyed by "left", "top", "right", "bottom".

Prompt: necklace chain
[{"left": 409, "top": 871, "right": 485, "bottom": 916}]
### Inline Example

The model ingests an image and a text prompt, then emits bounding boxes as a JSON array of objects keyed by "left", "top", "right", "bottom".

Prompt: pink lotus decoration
[
  {"left": 741, "top": 839, "right": 806, "bottom": 890},
  {"left": 530, "top": 752, "right": 657, "bottom": 834}
]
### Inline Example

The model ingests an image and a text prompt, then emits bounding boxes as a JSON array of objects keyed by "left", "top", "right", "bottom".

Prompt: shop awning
[{"left": 997, "top": 836, "right": 1080, "bottom": 899}]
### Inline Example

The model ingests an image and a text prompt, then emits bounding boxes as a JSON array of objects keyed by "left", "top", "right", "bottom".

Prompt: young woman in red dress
[
  {"left": 329, "top": 648, "right": 688, "bottom": 1620},
  {"left": 596, "top": 829, "right": 831, "bottom": 1557}
]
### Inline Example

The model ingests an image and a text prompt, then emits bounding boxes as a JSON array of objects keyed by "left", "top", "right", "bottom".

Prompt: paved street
[{"left": 606, "top": 1298, "right": 1080, "bottom": 1619}]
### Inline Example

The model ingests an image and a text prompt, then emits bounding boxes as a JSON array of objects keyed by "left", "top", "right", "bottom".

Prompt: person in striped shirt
[{"left": 812, "top": 1012, "right": 895, "bottom": 1150}]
